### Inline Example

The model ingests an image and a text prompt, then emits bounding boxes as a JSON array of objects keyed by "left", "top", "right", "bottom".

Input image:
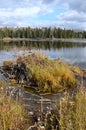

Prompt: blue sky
[{"left": 0, "top": 0, "right": 86, "bottom": 30}]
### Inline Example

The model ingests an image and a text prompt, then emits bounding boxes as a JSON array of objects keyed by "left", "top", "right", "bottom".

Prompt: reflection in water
[
  {"left": 0, "top": 40, "right": 86, "bottom": 68},
  {"left": 1, "top": 40, "right": 86, "bottom": 50}
]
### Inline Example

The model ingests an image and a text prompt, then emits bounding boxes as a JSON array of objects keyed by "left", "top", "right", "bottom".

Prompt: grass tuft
[{"left": 58, "top": 87, "right": 86, "bottom": 130}]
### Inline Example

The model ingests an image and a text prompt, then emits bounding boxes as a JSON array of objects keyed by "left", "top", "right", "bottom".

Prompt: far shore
[{"left": 0, "top": 37, "right": 86, "bottom": 42}]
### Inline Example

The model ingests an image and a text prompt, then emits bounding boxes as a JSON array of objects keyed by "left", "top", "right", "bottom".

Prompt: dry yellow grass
[
  {"left": 59, "top": 87, "right": 86, "bottom": 130},
  {"left": 21, "top": 52, "right": 81, "bottom": 93},
  {"left": 0, "top": 80, "right": 29, "bottom": 130},
  {"left": 0, "top": 93, "right": 29, "bottom": 130}
]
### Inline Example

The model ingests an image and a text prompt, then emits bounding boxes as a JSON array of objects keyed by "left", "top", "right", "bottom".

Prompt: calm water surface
[
  {"left": 0, "top": 40, "right": 86, "bottom": 110},
  {"left": 0, "top": 40, "right": 86, "bottom": 68}
]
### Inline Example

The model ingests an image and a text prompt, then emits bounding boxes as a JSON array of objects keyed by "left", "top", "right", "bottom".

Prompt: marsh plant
[
  {"left": 0, "top": 81, "right": 29, "bottom": 130},
  {"left": 2, "top": 52, "right": 82, "bottom": 94},
  {"left": 59, "top": 87, "right": 86, "bottom": 130},
  {"left": 22, "top": 52, "right": 82, "bottom": 93}
]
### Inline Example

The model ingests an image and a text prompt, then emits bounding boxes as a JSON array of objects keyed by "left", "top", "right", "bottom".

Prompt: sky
[{"left": 0, "top": 0, "right": 86, "bottom": 30}]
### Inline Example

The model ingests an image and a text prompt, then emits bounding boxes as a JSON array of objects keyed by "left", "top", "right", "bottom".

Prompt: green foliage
[{"left": 0, "top": 27, "right": 85, "bottom": 39}]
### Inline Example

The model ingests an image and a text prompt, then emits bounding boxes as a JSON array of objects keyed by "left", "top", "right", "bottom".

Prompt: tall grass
[
  {"left": 59, "top": 87, "right": 86, "bottom": 130},
  {"left": 0, "top": 94, "right": 29, "bottom": 130},
  {"left": 22, "top": 52, "right": 82, "bottom": 93},
  {"left": 0, "top": 81, "right": 29, "bottom": 130},
  {"left": 3, "top": 52, "right": 82, "bottom": 93}
]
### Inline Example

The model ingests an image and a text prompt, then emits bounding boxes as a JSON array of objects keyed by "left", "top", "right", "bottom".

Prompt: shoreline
[{"left": 0, "top": 37, "right": 86, "bottom": 42}]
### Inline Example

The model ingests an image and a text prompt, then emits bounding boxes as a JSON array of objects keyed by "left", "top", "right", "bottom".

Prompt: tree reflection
[{"left": 0, "top": 40, "right": 86, "bottom": 51}]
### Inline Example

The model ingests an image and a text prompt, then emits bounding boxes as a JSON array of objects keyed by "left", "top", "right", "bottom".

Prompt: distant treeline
[{"left": 0, "top": 27, "right": 86, "bottom": 39}]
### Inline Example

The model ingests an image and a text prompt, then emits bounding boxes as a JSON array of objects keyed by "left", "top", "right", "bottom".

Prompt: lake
[
  {"left": 0, "top": 40, "right": 86, "bottom": 69},
  {"left": 0, "top": 39, "right": 86, "bottom": 112}
]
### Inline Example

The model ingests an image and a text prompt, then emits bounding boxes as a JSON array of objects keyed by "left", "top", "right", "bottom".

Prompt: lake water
[
  {"left": 0, "top": 40, "right": 86, "bottom": 69},
  {"left": 0, "top": 40, "right": 86, "bottom": 112}
]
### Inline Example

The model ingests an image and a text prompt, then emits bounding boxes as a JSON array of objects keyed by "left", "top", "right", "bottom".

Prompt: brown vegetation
[
  {"left": 21, "top": 52, "right": 82, "bottom": 93},
  {"left": 2, "top": 52, "right": 83, "bottom": 94},
  {"left": 58, "top": 87, "right": 86, "bottom": 130},
  {"left": 0, "top": 80, "right": 29, "bottom": 130}
]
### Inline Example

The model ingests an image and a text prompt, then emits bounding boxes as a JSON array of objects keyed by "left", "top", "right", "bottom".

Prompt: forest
[{"left": 0, "top": 27, "right": 86, "bottom": 39}]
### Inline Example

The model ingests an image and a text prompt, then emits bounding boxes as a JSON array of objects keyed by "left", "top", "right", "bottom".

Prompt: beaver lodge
[{"left": 0, "top": 52, "right": 84, "bottom": 94}]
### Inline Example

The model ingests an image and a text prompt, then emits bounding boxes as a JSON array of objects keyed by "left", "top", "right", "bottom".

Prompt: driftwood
[
  {"left": 0, "top": 62, "right": 29, "bottom": 84},
  {"left": 0, "top": 61, "right": 40, "bottom": 91}
]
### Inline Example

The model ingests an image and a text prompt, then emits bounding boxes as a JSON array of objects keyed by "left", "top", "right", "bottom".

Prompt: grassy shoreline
[
  {"left": 1, "top": 52, "right": 83, "bottom": 94},
  {"left": 0, "top": 52, "right": 86, "bottom": 130}
]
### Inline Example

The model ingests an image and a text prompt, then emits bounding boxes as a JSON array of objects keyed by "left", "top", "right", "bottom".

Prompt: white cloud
[
  {"left": 54, "top": 0, "right": 86, "bottom": 30},
  {"left": 0, "top": 7, "right": 40, "bottom": 18},
  {"left": 57, "top": 11, "right": 86, "bottom": 22},
  {"left": 0, "top": 0, "right": 86, "bottom": 29},
  {"left": 69, "top": 0, "right": 86, "bottom": 13},
  {"left": 55, "top": 4, "right": 86, "bottom": 30}
]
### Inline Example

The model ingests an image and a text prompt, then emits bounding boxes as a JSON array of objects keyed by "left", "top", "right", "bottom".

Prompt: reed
[
  {"left": 59, "top": 86, "right": 86, "bottom": 130},
  {"left": 0, "top": 80, "right": 29, "bottom": 130}
]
